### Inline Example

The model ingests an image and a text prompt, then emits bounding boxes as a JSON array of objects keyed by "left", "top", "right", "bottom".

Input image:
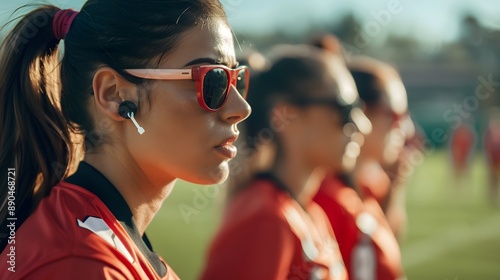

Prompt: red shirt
[
  {"left": 201, "top": 176, "right": 347, "bottom": 280},
  {"left": 450, "top": 124, "right": 475, "bottom": 168},
  {"left": 484, "top": 123, "right": 500, "bottom": 167},
  {"left": 313, "top": 175, "right": 404, "bottom": 280},
  {"left": 0, "top": 162, "right": 178, "bottom": 280}
]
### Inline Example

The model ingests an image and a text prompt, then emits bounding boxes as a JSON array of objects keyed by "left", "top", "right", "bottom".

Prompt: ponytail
[{"left": 0, "top": 5, "right": 74, "bottom": 251}]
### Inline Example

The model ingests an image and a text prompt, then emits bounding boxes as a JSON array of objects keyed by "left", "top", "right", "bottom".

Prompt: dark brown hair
[
  {"left": 0, "top": 0, "right": 227, "bottom": 250},
  {"left": 245, "top": 47, "right": 338, "bottom": 148},
  {"left": 348, "top": 56, "right": 401, "bottom": 108}
]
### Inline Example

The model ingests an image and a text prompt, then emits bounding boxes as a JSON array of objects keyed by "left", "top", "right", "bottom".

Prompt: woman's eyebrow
[
  {"left": 184, "top": 57, "right": 238, "bottom": 68},
  {"left": 184, "top": 57, "right": 220, "bottom": 66}
]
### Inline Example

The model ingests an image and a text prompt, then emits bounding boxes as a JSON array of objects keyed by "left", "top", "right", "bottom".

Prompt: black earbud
[
  {"left": 118, "top": 100, "right": 145, "bottom": 135},
  {"left": 118, "top": 100, "right": 137, "bottom": 119}
]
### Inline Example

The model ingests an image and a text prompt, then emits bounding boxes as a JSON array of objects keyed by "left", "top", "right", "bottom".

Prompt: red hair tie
[{"left": 52, "top": 9, "right": 79, "bottom": 40}]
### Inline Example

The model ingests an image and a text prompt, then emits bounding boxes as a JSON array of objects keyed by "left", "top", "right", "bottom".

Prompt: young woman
[
  {"left": 449, "top": 122, "right": 476, "bottom": 182},
  {"left": 0, "top": 1, "right": 250, "bottom": 279},
  {"left": 314, "top": 55, "right": 408, "bottom": 280},
  {"left": 484, "top": 109, "right": 500, "bottom": 205},
  {"left": 200, "top": 45, "right": 371, "bottom": 280}
]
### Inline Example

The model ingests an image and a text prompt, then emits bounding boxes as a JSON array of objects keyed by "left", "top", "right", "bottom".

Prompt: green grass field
[{"left": 146, "top": 151, "right": 500, "bottom": 280}]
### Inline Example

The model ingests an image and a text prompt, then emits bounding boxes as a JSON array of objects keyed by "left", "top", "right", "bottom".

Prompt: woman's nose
[{"left": 219, "top": 84, "right": 252, "bottom": 124}]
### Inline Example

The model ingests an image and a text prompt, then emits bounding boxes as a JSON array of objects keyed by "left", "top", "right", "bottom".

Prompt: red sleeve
[
  {"left": 313, "top": 190, "right": 344, "bottom": 235},
  {"left": 25, "top": 257, "right": 134, "bottom": 280},
  {"left": 200, "top": 214, "right": 296, "bottom": 280},
  {"left": 314, "top": 187, "right": 362, "bottom": 275},
  {"left": 314, "top": 188, "right": 357, "bottom": 251}
]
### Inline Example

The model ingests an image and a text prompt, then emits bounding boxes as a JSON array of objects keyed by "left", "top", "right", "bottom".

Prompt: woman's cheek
[{"left": 321, "top": 126, "right": 345, "bottom": 167}]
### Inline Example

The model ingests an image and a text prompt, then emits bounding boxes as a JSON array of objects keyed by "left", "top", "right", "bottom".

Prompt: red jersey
[
  {"left": 0, "top": 162, "right": 179, "bottom": 280},
  {"left": 201, "top": 175, "right": 347, "bottom": 280},
  {"left": 484, "top": 122, "right": 500, "bottom": 167},
  {"left": 313, "top": 175, "right": 404, "bottom": 280},
  {"left": 450, "top": 124, "right": 475, "bottom": 170}
]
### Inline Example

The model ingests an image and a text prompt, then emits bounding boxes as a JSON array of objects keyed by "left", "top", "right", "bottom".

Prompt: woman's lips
[
  {"left": 214, "top": 135, "right": 238, "bottom": 159},
  {"left": 214, "top": 144, "right": 237, "bottom": 159}
]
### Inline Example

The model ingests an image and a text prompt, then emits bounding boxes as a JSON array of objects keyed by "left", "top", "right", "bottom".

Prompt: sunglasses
[
  {"left": 125, "top": 65, "right": 249, "bottom": 112},
  {"left": 286, "top": 96, "right": 372, "bottom": 135},
  {"left": 287, "top": 97, "right": 355, "bottom": 124}
]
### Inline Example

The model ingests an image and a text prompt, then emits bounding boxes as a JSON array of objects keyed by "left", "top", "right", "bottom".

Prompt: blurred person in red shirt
[
  {"left": 484, "top": 108, "right": 500, "bottom": 204},
  {"left": 200, "top": 45, "right": 372, "bottom": 280},
  {"left": 449, "top": 122, "right": 476, "bottom": 182},
  {"left": 313, "top": 49, "right": 408, "bottom": 280}
]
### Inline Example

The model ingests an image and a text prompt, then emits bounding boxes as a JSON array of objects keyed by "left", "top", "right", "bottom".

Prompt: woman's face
[
  {"left": 363, "top": 77, "right": 407, "bottom": 164},
  {"left": 298, "top": 59, "right": 360, "bottom": 172},
  {"left": 125, "top": 19, "right": 251, "bottom": 185},
  {"left": 300, "top": 106, "right": 350, "bottom": 172}
]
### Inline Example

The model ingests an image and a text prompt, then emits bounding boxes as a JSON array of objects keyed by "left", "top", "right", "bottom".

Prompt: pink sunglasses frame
[{"left": 125, "top": 65, "right": 249, "bottom": 111}]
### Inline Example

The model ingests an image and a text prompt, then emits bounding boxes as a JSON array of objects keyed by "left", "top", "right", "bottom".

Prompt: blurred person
[
  {"left": 312, "top": 42, "right": 407, "bottom": 279},
  {"left": 382, "top": 115, "right": 424, "bottom": 241},
  {"left": 200, "top": 45, "right": 371, "bottom": 280},
  {"left": 309, "top": 34, "right": 411, "bottom": 210},
  {"left": 484, "top": 108, "right": 500, "bottom": 205},
  {"left": 0, "top": 1, "right": 251, "bottom": 279},
  {"left": 349, "top": 57, "right": 409, "bottom": 207},
  {"left": 311, "top": 34, "right": 414, "bottom": 232},
  {"left": 351, "top": 57, "right": 410, "bottom": 279},
  {"left": 449, "top": 122, "right": 476, "bottom": 182}
]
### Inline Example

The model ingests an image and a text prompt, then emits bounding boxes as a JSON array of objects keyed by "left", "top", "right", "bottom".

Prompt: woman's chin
[{"left": 185, "top": 164, "right": 230, "bottom": 185}]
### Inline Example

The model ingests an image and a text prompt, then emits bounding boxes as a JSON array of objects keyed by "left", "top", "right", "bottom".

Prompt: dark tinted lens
[
  {"left": 203, "top": 69, "right": 228, "bottom": 109},
  {"left": 288, "top": 97, "right": 353, "bottom": 124},
  {"left": 236, "top": 69, "right": 247, "bottom": 98}
]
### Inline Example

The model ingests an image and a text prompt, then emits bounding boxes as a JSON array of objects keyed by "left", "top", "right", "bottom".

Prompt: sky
[{"left": 1, "top": 0, "right": 500, "bottom": 44}]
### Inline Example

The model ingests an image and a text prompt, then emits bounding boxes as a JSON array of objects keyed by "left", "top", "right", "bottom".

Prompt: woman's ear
[{"left": 92, "top": 67, "right": 137, "bottom": 121}]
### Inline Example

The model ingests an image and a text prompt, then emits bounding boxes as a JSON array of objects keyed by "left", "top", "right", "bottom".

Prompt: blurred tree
[
  {"left": 331, "top": 12, "right": 360, "bottom": 44},
  {"left": 459, "top": 14, "right": 500, "bottom": 108}
]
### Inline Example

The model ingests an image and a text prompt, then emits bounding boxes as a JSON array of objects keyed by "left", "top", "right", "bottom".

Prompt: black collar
[{"left": 65, "top": 161, "right": 167, "bottom": 277}]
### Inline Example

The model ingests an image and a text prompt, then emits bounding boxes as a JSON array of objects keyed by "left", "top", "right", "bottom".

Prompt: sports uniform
[
  {"left": 201, "top": 173, "right": 347, "bottom": 280},
  {"left": 484, "top": 122, "right": 500, "bottom": 169},
  {"left": 0, "top": 162, "right": 178, "bottom": 280},
  {"left": 450, "top": 124, "right": 475, "bottom": 174},
  {"left": 484, "top": 121, "right": 500, "bottom": 204},
  {"left": 313, "top": 175, "right": 405, "bottom": 280}
]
